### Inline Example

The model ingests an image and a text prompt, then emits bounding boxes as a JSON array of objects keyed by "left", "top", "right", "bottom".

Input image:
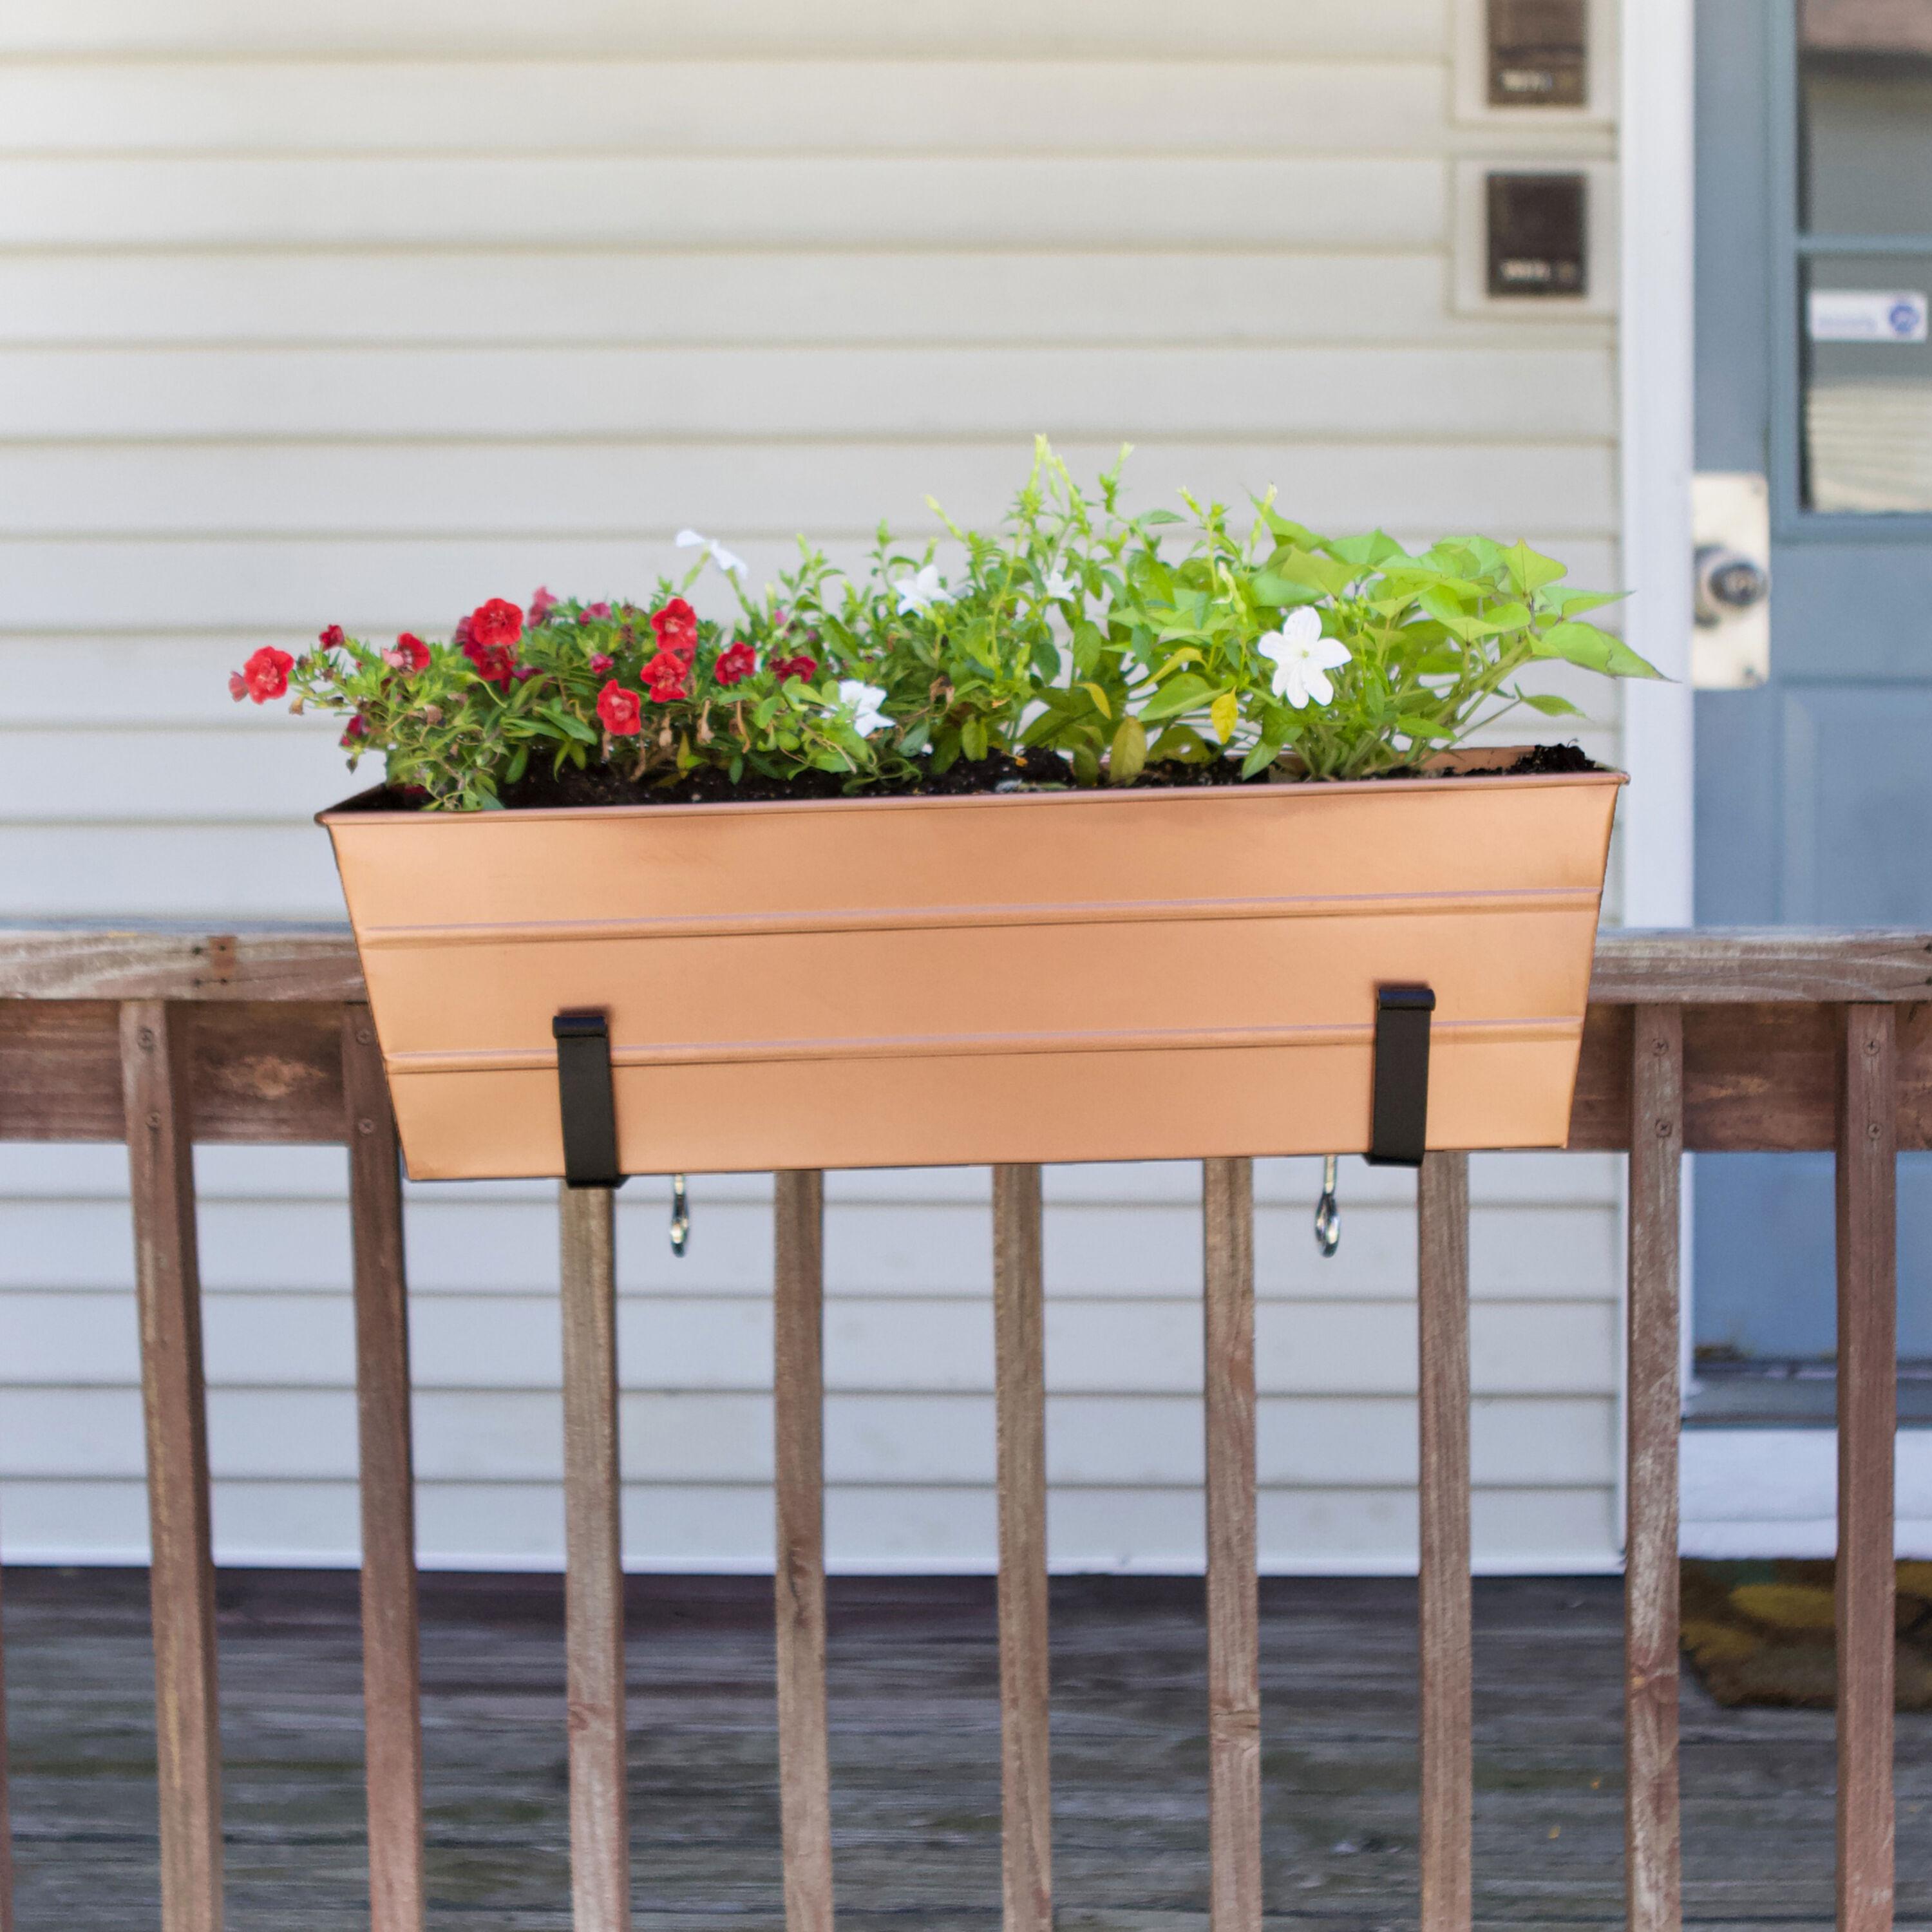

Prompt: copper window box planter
[{"left": 321, "top": 755, "right": 1624, "bottom": 1179}]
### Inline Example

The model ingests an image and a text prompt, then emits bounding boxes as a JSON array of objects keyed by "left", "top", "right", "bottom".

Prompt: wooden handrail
[
  {"left": 2, "top": 922, "right": 1931, "bottom": 1005},
  {"left": 0, "top": 923, "right": 1924, "bottom": 1931}
]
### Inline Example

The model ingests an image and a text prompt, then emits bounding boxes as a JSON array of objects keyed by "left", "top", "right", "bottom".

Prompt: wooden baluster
[
  {"left": 343, "top": 1012, "right": 425, "bottom": 1932},
  {"left": 0, "top": 1537, "right": 14, "bottom": 1932},
  {"left": 1837, "top": 1005, "right": 1897, "bottom": 1932},
  {"left": 559, "top": 1184, "right": 630, "bottom": 1932},
  {"left": 122, "top": 1001, "right": 224, "bottom": 1932},
  {"left": 773, "top": 1171, "right": 835, "bottom": 1932},
  {"left": 1203, "top": 1157, "right": 1260, "bottom": 1932},
  {"left": 993, "top": 1165, "right": 1051, "bottom": 1932},
  {"left": 1417, "top": 1150, "right": 1471, "bottom": 1932},
  {"left": 1625, "top": 1007, "right": 1683, "bottom": 1932}
]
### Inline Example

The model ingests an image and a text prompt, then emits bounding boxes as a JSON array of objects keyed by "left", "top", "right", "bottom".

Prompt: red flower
[
  {"left": 463, "top": 638, "right": 518, "bottom": 687},
  {"left": 583, "top": 601, "right": 612, "bottom": 620},
  {"left": 452, "top": 612, "right": 473, "bottom": 648},
  {"left": 588, "top": 652, "right": 614, "bottom": 674},
  {"left": 340, "top": 713, "right": 370, "bottom": 748},
  {"left": 596, "top": 680, "right": 644, "bottom": 736},
  {"left": 529, "top": 585, "right": 558, "bottom": 623},
  {"left": 231, "top": 645, "right": 294, "bottom": 704},
  {"left": 460, "top": 600, "right": 524, "bottom": 684},
  {"left": 641, "top": 650, "right": 690, "bottom": 703},
  {"left": 650, "top": 597, "right": 699, "bottom": 663},
  {"left": 318, "top": 624, "right": 346, "bottom": 649},
  {"left": 469, "top": 598, "right": 523, "bottom": 651},
  {"left": 713, "top": 639, "right": 757, "bottom": 686},
  {"left": 383, "top": 632, "right": 430, "bottom": 672},
  {"left": 770, "top": 652, "right": 819, "bottom": 684}
]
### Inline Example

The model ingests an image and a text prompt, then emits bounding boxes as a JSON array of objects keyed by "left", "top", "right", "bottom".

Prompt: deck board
[{"left": 4, "top": 1568, "right": 1927, "bottom": 1928}]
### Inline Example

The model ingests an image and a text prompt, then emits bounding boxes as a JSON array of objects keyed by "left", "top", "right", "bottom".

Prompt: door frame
[
  {"left": 1667, "top": 0, "right": 1932, "bottom": 1553},
  {"left": 1617, "top": 0, "right": 1703, "bottom": 1552}
]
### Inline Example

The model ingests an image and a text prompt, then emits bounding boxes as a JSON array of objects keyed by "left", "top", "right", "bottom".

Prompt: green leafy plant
[
  {"left": 779, "top": 443, "right": 1165, "bottom": 785},
  {"left": 1104, "top": 493, "right": 1655, "bottom": 781},
  {"left": 232, "top": 444, "right": 1658, "bottom": 808}
]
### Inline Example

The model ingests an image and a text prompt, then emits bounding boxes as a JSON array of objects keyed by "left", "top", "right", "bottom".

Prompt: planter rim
[{"left": 317, "top": 759, "right": 1625, "bottom": 829}]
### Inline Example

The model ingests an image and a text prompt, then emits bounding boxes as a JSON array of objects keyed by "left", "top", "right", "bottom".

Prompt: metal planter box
[{"left": 321, "top": 758, "right": 1622, "bottom": 1179}]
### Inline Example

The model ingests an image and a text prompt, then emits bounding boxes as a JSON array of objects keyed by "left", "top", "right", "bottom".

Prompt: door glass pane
[
  {"left": 1799, "top": 8, "right": 1932, "bottom": 234},
  {"left": 1803, "top": 255, "right": 1932, "bottom": 510}
]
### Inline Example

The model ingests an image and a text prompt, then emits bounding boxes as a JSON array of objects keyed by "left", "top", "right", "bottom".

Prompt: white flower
[
  {"left": 839, "top": 679, "right": 891, "bottom": 736},
  {"left": 1258, "top": 605, "right": 1350, "bottom": 710},
  {"left": 674, "top": 527, "right": 747, "bottom": 576},
  {"left": 895, "top": 564, "right": 950, "bottom": 616},
  {"left": 1042, "top": 568, "right": 1111, "bottom": 636}
]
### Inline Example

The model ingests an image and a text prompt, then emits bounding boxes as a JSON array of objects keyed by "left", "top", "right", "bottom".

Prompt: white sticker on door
[{"left": 1807, "top": 290, "right": 1929, "bottom": 343}]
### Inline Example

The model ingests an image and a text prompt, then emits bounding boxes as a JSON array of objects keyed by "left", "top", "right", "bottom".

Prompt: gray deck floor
[{"left": 5, "top": 1568, "right": 1928, "bottom": 1929}]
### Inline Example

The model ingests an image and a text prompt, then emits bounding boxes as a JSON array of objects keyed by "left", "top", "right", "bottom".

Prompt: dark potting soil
[
  {"left": 339, "top": 740, "right": 1600, "bottom": 813},
  {"left": 1387, "top": 739, "right": 1598, "bottom": 780}
]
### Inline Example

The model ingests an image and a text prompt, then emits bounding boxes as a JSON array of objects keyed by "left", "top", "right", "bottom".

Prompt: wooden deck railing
[{"left": 1, "top": 923, "right": 1929, "bottom": 1932}]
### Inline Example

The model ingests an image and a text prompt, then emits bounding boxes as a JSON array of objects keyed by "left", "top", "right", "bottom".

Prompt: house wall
[{"left": 0, "top": 0, "right": 1633, "bottom": 1573}]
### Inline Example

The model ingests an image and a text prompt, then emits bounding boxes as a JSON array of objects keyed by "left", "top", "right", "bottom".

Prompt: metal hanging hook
[
  {"left": 669, "top": 1173, "right": 691, "bottom": 1258},
  {"left": 1314, "top": 1154, "right": 1341, "bottom": 1258}
]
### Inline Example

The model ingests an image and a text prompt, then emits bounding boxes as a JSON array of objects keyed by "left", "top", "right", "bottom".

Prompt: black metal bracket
[
  {"left": 1365, "top": 985, "right": 1435, "bottom": 1168},
  {"left": 553, "top": 1011, "right": 625, "bottom": 1190}
]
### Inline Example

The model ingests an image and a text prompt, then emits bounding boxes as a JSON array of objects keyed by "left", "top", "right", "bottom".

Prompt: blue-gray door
[{"left": 1694, "top": 0, "right": 1932, "bottom": 1380}]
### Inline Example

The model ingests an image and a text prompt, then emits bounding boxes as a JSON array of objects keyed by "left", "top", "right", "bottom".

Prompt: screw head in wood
[
  {"left": 1656, "top": 1119, "right": 1672, "bottom": 1137},
  {"left": 146, "top": 1110, "right": 162, "bottom": 1130},
  {"left": 357, "top": 1028, "right": 374, "bottom": 1046},
  {"left": 1870, "top": 1121, "right": 1883, "bottom": 1140},
  {"left": 138, "top": 1028, "right": 156, "bottom": 1051},
  {"left": 357, "top": 1118, "right": 376, "bottom": 1135}
]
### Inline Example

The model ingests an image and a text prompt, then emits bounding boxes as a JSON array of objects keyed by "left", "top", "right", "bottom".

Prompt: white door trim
[{"left": 1618, "top": 0, "right": 1698, "bottom": 928}]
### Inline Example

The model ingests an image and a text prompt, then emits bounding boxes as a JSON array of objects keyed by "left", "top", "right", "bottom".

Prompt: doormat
[{"left": 1681, "top": 1558, "right": 1932, "bottom": 1709}]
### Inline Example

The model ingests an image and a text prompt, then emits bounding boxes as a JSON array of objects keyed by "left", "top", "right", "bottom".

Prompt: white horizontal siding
[
  {"left": 0, "top": 1287, "right": 1616, "bottom": 1396},
  {"left": 0, "top": 445, "right": 1620, "bottom": 536},
  {"left": 0, "top": 254, "right": 1598, "bottom": 348},
  {"left": 0, "top": 157, "right": 1452, "bottom": 251},
  {"left": 0, "top": 61, "right": 1498, "bottom": 157},
  {"left": 0, "top": 1151, "right": 1624, "bottom": 1571},
  {"left": 0, "top": 0, "right": 1630, "bottom": 1573},
  {"left": 1, "top": 1387, "right": 1614, "bottom": 1486},
  {"left": 0, "top": 3, "right": 1450, "bottom": 60},
  {"left": 0, "top": 347, "right": 1614, "bottom": 439}
]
